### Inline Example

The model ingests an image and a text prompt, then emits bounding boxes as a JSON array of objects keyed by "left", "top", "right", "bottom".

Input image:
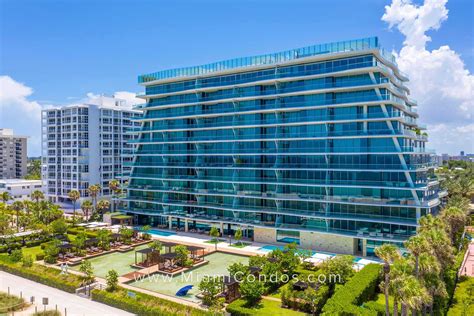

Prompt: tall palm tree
[
  {"left": 1, "top": 192, "right": 10, "bottom": 204},
  {"left": 96, "top": 199, "right": 110, "bottom": 218},
  {"left": 87, "top": 184, "right": 101, "bottom": 214},
  {"left": 81, "top": 200, "right": 93, "bottom": 221},
  {"left": 30, "top": 190, "right": 44, "bottom": 203},
  {"left": 398, "top": 275, "right": 431, "bottom": 316},
  {"left": 68, "top": 189, "right": 80, "bottom": 225},
  {"left": 10, "top": 201, "right": 24, "bottom": 232},
  {"left": 375, "top": 243, "right": 401, "bottom": 316},
  {"left": 404, "top": 235, "right": 429, "bottom": 278},
  {"left": 440, "top": 206, "right": 467, "bottom": 244},
  {"left": 389, "top": 258, "right": 414, "bottom": 316},
  {"left": 108, "top": 179, "right": 121, "bottom": 212}
]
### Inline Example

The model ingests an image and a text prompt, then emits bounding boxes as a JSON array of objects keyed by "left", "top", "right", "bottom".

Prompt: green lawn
[
  {"left": 227, "top": 298, "right": 305, "bottom": 316},
  {"left": 22, "top": 246, "right": 43, "bottom": 259},
  {"left": 229, "top": 242, "right": 250, "bottom": 248}
]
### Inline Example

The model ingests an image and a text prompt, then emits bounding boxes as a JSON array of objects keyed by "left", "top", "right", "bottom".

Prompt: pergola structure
[
  {"left": 135, "top": 247, "right": 160, "bottom": 267},
  {"left": 161, "top": 242, "right": 178, "bottom": 254},
  {"left": 187, "top": 245, "right": 206, "bottom": 263},
  {"left": 222, "top": 276, "right": 240, "bottom": 303},
  {"left": 58, "top": 243, "right": 73, "bottom": 253}
]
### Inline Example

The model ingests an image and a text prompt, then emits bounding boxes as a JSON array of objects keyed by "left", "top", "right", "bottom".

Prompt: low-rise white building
[{"left": 0, "top": 179, "right": 43, "bottom": 201}]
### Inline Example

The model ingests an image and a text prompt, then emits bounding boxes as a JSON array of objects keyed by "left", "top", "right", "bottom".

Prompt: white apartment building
[
  {"left": 41, "top": 96, "right": 141, "bottom": 203},
  {"left": 0, "top": 129, "right": 28, "bottom": 179},
  {"left": 0, "top": 179, "right": 43, "bottom": 201}
]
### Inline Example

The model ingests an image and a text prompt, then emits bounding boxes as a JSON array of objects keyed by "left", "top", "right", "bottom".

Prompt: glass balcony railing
[{"left": 139, "top": 37, "right": 381, "bottom": 83}]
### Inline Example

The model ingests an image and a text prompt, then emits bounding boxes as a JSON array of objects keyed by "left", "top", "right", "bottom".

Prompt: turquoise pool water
[
  {"left": 258, "top": 245, "right": 315, "bottom": 256},
  {"left": 135, "top": 227, "right": 176, "bottom": 237},
  {"left": 128, "top": 252, "right": 249, "bottom": 302}
]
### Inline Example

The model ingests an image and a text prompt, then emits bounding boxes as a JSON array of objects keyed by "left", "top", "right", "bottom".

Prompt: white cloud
[
  {"left": 0, "top": 76, "right": 141, "bottom": 156},
  {"left": 0, "top": 76, "right": 45, "bottom": 157},
  {"left": 382, "top": 0, "right": 474, "bottom": 154}
]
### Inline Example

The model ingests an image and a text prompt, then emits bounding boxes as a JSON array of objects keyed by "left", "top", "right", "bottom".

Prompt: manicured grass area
[
  {"left": 447, "top": 276, "right": 474, "bottom": 315},
  {"left": 203, "top": 239, "right": 222, "bottom": 244},
  {"left": 23, "top": 245, "right": 44, "bottom": 259},
  {"left": 0, "top": 254, "right": 83, "bottom": 293},
  {"left": 226, "top": 298, "right": 305, "bottom": 316},
  {"left": 92, "top": 287, "right": 212, "bottom": 316},
  {"left": 229, "top": 242, "right": 250, "bottom": 248},
  {"left": 0, "top": 291, "right": 28, "bottom": 313}
]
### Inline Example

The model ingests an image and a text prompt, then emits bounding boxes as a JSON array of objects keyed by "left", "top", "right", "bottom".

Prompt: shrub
[
  {"left": 0, "top": 292, "right": 27, "bottom": 313},
  {"left": 22, "top": 254, "right": 33, "bottom": 267},
  {"left": 91, "top": 287, "right": 212, "bottom": 316},
  {"left": 240, "top": 278, "right": 265, "bottom": 305},
  {"left": 10, "top": 249, "right": 23, "bottom": 263},
  {"left": 106, "top": 270, "right": 119, "bottom": 292},
  {"left": 0, "top": 255, "right": 82, "bottom": 293},
  {"left": 35, "top": 253, "right": 45, "bottom": 261},
  {"left": 322, "top": 264, "right": 381, "bottom": 315},
  {"left": 281, "top": 284, "right": 330, "bottom": 314},
  {"left": 447, "top": 275, "right": 474, "bottom": 315}
]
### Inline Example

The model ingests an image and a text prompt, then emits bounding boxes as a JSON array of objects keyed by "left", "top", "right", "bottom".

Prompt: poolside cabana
[
  {"left": 159, "top": 252, "right": 181, "bottom": 273},
  {"left": 135, "top": 247, "right": 160, "bottom": 267},
  {"left": 111, "top": 233, "right": 121, "bottom": 241},
  {"left": 161, "top": 242, "right": 178, "bottom": 254},
  {"left": 187, "top": 245, "right": 206, "bottom": 263},
  {"left": 85, "top": 238, "right": 98, "bottom": 246},
  {"left": 58, "top": 243, "right": 73, "bottom": 253},
  {"left": 222, "top": 276, "right": 240, "bottom": 303}
]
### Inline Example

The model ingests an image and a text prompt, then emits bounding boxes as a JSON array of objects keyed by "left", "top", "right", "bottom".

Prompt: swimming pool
[
  {"left": 135, "top": 227, "right": 176, "bottom": 237},
  {"left": 258, "top": 245, "right": 316, "bottom": 256}
]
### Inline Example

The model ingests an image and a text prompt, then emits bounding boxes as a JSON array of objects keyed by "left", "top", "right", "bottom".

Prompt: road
[{"left": 0, "top": 271, "right": 133, "bottom": 316}]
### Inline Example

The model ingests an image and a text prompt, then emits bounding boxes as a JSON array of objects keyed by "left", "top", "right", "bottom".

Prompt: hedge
[
  {"left": 0, "top": 255, "right": 83, "bottom": 293},
  {"left": 67, "top": 227, "right": 98, "bottom": 238},
  {"left": 91, "top": 287, "right": 214, "bottom": 316},
  {"left": 447, "top": 276, "right": 474, "bottom": 315},
  {"left": 322, "top": 264, "right": 381, "bottom": 315}
]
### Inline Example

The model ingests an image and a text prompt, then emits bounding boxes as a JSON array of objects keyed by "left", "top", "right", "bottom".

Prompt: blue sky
[{"left": 0, "top": 0, "right": 473, "bottom": 155}]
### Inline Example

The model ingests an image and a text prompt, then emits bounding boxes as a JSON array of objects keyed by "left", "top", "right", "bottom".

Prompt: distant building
[
  {"left": 0, "top": 129, "right": 28, "bottom": 179},
  {"left": 41, "top": 96, "right": 142, "bottom": 203},
  {"left": 0, "top": 179, "right": 43, "bottom": 201}
]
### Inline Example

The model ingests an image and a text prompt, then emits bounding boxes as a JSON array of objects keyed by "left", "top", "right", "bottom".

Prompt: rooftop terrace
[{"left": 138, "top": 36, "right": 396, "bottom": 84}]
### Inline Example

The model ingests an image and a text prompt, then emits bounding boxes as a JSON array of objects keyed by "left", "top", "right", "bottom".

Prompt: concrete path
[{"left": 0, "top": 271, "right": 133, "bottom": 316}]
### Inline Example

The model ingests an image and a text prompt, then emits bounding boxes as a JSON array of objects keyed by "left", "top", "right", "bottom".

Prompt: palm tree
[
  {"left": 10, "top": 201, "right": 24, "bottom": 232},
  {"left": 96, "top": 199, "right": 110, "bottom": 218},
  {"left": 88, "top": 184, "right": 101, "bottom": 214},
  {"left": 30, "top": 190, "right": 44, "bottom": 203},
  {"left": 375, "top": 243, "right": 401, "bottom": 316},
  {"left": 1, "top": 192, "right": 10, "bottom": 204},
  {"left": 81, "top": 200, "right": 93, "bottom": 221},
  {"left": 404, "top": 235, "right": 429, "bottom": 278},
  {"left": 398, "top": 275, "right": 431, "bottom": 316},
  {"left": 68, "top": 190, "right": 80, "bottom": 225},
  {"left": 440, "top": 206, "right": 467, "bottom": 244},
  {"left": 108, "top": 179, "right": 121, "bottom": 212}
]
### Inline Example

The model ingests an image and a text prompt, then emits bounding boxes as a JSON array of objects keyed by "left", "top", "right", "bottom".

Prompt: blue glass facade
[{"left": 126, "top": 37, "right": 442, "bottom": 256}]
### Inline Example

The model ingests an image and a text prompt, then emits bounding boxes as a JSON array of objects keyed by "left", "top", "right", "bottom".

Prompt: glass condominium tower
[{"left": 126, "top": 37, "right": 444, "bottom": 256}]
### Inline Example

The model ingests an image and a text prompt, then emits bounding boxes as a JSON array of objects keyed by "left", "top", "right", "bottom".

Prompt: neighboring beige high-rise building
[{"left": 0, "top": 129, "right": 28, "bottom": 179}]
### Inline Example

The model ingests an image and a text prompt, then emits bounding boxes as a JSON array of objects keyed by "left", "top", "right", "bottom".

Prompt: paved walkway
[
  {"left": 0, "top": 271, "right": 133, "bottom": 316},
  {"left": 460, "top": 242, "right": 474, "bottom": 276}
]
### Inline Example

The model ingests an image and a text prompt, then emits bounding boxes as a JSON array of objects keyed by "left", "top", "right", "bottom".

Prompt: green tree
[
  {"left": 234, "top": 228, "right": 243, "bottom": 246},
  {"left": 81, "top": 200, "right": 93, "bottom": 221},
  {"left": 404, "top": 235, "right": 429, "bottom": 278},
  {"left": 228, "top": 262, "right": 249, "bottom": 281},
  {"left": 79, "top": 259, "right": 95, "bottom": 285},
  {"left": 10, "top": 201, "right": 23, "bottom": 232},
  {"left": 44, "top": 239, "right": 61, "bottom": 263},
  {"left": 106, "top": 269, "right": 119, "bottom": 292},
  {"left": 319, "top": 254, "right": 355, "bottom": 285},
  {"left": 175, "top": 245, "right": 191, "bottom": 267},
  {"left": 141, "top": 225, "right": 152, "bottom": 240},
  {"left": 96, "top": 199, "right": 110, "bottom": 218},
  {"left": 87, "top": 184, "right": 101, "bottom": 215},
  {"left": 50, "top": 218, "right": 68, "bottom": 235},
  {"left": 97, "top": 229, "right": 111, "bottom": 250},
  {"left": 375, "top": 243, "right": 401, "bottom": 316},
  {"left": 68, "top": 190, "right": 80, "bottom": 225},
  {"left": 1, "top": 192, "right": 11, "bottom": 204},
  {"left": 73, "top": 231, "right": 87, "bottom": 254},
  {"left": 10, "top": 249, "right": 23, "bottom": 262},
  {"left": 440, "top": 206, "right": 467, "bottom": 245},
  {"left": 150, "top": 240, "right": 162, "bottom": 252},
  {"left": 108, "top": 179, "right": 121, "bottom": 212},
  {"left": 119, "top": 227, "right": 134, "bottom": 244},
  {"left": 198, "top": 276, "right": 223, "bottom": 307},
  {"left": 25, "top": 159, "right": 41, "bottom": 179},
  {"left": 240, "top": 277, "right": 265, "bottom": 305},
  {"left": 209, "top": 227, "right": 220, "bottom": 250},
  {"left": 31, "top": 190, "right": 44, "bottom": 203}
]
